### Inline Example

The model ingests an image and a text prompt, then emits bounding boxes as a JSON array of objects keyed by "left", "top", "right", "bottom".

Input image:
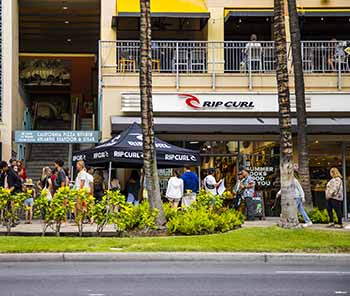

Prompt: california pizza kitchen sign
[{"left": 121, "top": 93, "right": 278, "bottom": 113}]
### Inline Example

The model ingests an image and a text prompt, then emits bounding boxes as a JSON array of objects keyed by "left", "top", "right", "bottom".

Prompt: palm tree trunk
[
  {"left": 274, "top": 0, "right": 299, "bottom": 228},
  {"left": 287, "top": 0, "right": 313, "bottom": 209},
  {"left": 139, "top": 0, "right": 166, "bottom": 227}
]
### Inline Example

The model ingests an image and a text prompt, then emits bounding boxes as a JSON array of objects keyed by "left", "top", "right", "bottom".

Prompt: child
[{"left": 23, "top": 179, "right": 36, "bottom": 224}]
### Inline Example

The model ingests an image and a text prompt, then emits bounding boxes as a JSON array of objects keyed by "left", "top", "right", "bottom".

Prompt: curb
[{"left": 0, "top": 252, "right": 350, "bottom": 264}]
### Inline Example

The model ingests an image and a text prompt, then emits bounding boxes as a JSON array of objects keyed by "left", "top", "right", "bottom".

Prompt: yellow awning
[{"left": 116, "top": 0, "right": 210, "bottom": 18}]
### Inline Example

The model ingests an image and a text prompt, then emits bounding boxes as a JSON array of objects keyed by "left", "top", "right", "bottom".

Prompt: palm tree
[
  {"left": 274, "top": 0, "right": 299, "bottom": 228},
  {"left": 287, "top": 0, "right": 313, "bottom": 209},
  {"left": 139, "top": 0, "right": 166, "bottom": 227}
]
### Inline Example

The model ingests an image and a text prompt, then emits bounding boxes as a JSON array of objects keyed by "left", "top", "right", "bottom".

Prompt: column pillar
[
  {"left": 1, "top": 0, "right": 19, "bottom": 160},
  {"left": 207, "top": 7, "right": 225, "bottom": 74},
  {"left": 100, "top": 0, "right": 117, "bottom": 139}
]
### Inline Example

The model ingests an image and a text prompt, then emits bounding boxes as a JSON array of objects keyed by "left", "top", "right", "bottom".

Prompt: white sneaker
[{"left": 303, "top": 222, "right": 313, "bottom": 228}]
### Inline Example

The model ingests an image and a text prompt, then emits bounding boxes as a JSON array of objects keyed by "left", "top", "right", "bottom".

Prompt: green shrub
[
  {"left": 195, "top": 190, "right": 224, "bottom": 210},
  {"left": 93, "top": 190, "right": 125, "bottom": 235},
  {"left": 298, "top": 208, "right": 338, "bottom": 224},
  {"left": 116, "top": 201, "right": 158, "bottom": 232},
  {"left": 0, "top": 188, "right": 29, "bottom": 234},
  {"left": 163, "top": 202, "right": 178, "bottom": 221},
  {"left": 166, "top": 191, "right": 244, "bottom": 235}
]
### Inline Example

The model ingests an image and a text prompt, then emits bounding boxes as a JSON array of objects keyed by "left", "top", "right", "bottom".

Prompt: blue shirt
[{"left": 181, "top": 171, "right": 199, "bottom": 193}]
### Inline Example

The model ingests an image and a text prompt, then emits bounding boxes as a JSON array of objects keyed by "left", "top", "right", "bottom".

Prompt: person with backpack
[
  {"left": 181, "top": 167, "right": 199, "bottom": 207},
  {"left": 53, "top": 160, "right": 67, "bottom": 190},
  {"left": 326, "top": 167, "right": 344, "bottom": 228}
]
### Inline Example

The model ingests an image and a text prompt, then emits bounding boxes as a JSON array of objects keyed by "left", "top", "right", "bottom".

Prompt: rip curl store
[{"left": 111, "top": 92, "right": 350, "bottom": 218}]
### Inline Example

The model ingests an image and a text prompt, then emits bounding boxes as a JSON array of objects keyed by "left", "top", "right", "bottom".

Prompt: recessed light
[
  {"left": 67, "top": 38, "right": 72, "bottom": 42},
  {"left": 64, "top": 20, "right": 70, "bottom": 24},
  {"left": 63, "top": 6, "right": 69, "bottom": 10}
]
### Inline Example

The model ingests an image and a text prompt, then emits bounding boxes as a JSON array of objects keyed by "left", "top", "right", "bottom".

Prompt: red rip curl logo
[{"left": 178, "top": 94, "right": 201, "bottom": 109}]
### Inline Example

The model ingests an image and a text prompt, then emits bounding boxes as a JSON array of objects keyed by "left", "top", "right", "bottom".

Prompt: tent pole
[
  {"left": 108, "top": 161, "right": 112, "bottom": 190},
  {"left": 198, "top": 166, "right": 201, "bottom": 190}
]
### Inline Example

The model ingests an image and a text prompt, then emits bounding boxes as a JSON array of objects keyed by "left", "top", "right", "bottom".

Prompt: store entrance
[{"left": 182, "top": 139, "right": 281, "bottom": 216}]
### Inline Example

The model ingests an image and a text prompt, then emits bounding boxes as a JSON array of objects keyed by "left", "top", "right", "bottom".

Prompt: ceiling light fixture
[
  {"left": 64, "top": 20, "right": 70, "bottom": 24},
  {"left": 63, "top": 6, "right": 69, "bottom": 10},
  {"left": 67, "top": 38, "right": 72, "bottom": 42}
]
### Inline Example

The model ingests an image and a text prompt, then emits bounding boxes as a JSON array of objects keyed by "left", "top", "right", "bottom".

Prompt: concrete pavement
[
  {"left": 0, "top": 261, "right": 349, "bottom": 296},
  {"left": 1, "top": 217, "right": 349, "bottom": 236}
]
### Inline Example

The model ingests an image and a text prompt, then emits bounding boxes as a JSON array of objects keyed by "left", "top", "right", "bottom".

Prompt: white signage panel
[{"left": 121, "top": 92, "right": 350, "bottom": 113}]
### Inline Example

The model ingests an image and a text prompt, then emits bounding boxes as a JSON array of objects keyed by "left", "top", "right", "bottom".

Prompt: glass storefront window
[{"left": 308, "top": 141, "right": 342, "bottom": 209}]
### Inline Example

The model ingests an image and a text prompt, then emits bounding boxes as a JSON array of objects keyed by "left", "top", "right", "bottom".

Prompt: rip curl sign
[{"left": 178, "top": 94, "right": 255, "bottom": 110}]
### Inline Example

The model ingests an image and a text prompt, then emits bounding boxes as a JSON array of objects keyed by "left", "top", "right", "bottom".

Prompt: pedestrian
[
  {"left": 239, "top": 168, "right": 256, "bottom": 221},
  {"left": 166, "top": 170, "right": 184, "bottom": 208},
  {"left": 86, "top": 166, "right": 94, "bottom": 194},
  {"left": 93, "top": 170, "right": 106, "bottom": 202},
  {"left": 277, "top": 170, "right": 312, "bottom": 227},
  {"left": 125, "top": 170, "right": 141, "bottom": 205},
  {"left": 17, "top": 160, "right": 27, "bottom": 182},
  {"left": 23, "top": 179, "right": 36, "bottom": 224},
  {"left": 37, "top": 167, "right": 53, "bottom": 201},
  {"left": 181, "top": 166, "right": 199, "bottom": 207},
  {"left": 232, "top": 171, "right": 244, "bottom": 210},
  {"left": 325, "top": 167, "right": 344, "bottom": 228},
  {"left": 53, "top": 160, "right": 67, "bottom": 190},
  {"left": 37, "top": 167, "right": 51, "bottom": 190},
  {"left": 110, "top": 175, "right": 121, "bottom": 191},
  {"left": 9, "top": 159, "right": 17, "bottom": 169},
  {"left": 0, "top": 161, "right": 22, "bottom": 194},
  {"left": 74, "top": 160, "right": 91, "bottom": 191},
  {"left": 203, "top": 168, "right": 222, "bottom": 196},
  {"left": 0, "top": 161, "right": 22, "bottom": 227}
]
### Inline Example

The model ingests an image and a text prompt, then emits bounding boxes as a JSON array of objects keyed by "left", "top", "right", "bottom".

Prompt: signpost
[{"left": 15, "top": 130, "right": 100, "bottom": 144}]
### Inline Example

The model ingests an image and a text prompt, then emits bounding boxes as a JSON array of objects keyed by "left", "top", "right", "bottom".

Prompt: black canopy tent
[{"left": 72, "top": 122, "right": 200, "bottom": 187}]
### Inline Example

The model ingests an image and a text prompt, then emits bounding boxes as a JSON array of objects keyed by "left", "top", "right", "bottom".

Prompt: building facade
[
  {"left": 99, "top": 0, "right": 350, "bottom": 215},
  {"left": 0, "top": 0, "right": 349, "bottom": 216}
]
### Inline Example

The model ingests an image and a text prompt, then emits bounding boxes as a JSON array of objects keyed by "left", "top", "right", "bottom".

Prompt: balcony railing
[{"left": 99, "top": 40, "right": 350, "bottom": 89}]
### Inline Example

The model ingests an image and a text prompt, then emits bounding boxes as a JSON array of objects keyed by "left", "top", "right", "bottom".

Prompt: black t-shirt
[{"left": 54, "top": 169, "right": 66, "bottom": 188}]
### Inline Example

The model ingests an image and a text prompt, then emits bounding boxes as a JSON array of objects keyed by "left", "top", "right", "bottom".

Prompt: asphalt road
[{"left": 0, "top": 261, "right": 349, "bottom": 296}]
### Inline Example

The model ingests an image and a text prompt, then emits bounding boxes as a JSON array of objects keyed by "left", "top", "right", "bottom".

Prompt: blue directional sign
[{"left": 15, "top": 130, "right": 100, "bottom": 144}]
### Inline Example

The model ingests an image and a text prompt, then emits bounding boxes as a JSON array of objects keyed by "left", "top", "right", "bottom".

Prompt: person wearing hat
[
  {"left": 23, "top": 179, "right": 36, "bottom": 224},
  {"left": 239, "top": 168, "right": 256, "bottom": 220}
]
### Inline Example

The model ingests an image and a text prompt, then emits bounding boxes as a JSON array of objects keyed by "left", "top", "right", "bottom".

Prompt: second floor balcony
[{"left": 99, "top": 40, "right": 350, "bottom": 90}]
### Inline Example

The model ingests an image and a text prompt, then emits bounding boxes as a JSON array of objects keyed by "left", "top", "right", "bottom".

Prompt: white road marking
[
  {"left": 276, "top": 271, "right": 350, "bottom": 275},
  {"left": 335, "top": 291, "right": 348, "bottom": 295},
  {"left": 88, "top": 294, "right": 105, "bottom": 296}
]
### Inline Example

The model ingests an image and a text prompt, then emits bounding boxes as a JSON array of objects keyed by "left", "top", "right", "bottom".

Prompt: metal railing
[{"left": 99, "top": 40, "right": 350, "bottom": 89}]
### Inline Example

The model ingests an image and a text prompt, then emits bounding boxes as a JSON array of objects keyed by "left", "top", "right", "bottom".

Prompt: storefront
[{"left": 110, "top": 91, "right": 350, "bottom": 217}]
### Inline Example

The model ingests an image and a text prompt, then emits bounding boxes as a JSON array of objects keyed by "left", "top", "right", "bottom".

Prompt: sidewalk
[{"left": 1, "top": 217, "right": 349, "bottom": 236}]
